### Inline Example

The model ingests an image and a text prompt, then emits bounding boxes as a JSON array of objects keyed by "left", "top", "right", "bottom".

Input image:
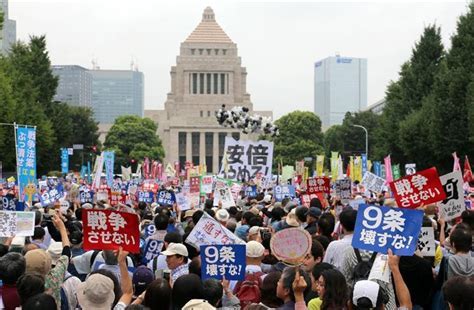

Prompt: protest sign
[
  {"left": 1, "top": 194, "right": 17, "bottom": 211},
  {"left": 103, "top": 151, "right": 115, "bottom": 187},
  {"left": 142, "top": 239, "right": 164, "bottom": 264},
  {"left": 176, "top": 193, "right": 191, "bottom": 211},
  {"left": 156, "top": 190, "right": 175, "bottom": 205},
  {"left": 270, "top": 228, "right": 312, "bottom": 265},
  {"left": 245, "top": 185, "right": 257, "bottom": 198},
  {"left": 361, "top": 172, "right": 386, "bottom": 194},
  {"left": 40, "top": 187, "right": 63, "bottom": 206},
  {"left": 61, "top": 148, "right": 69, "bottom": 174},
  {"left": 213, "top": 180, "right": 235, "bottom": 209},
  {"left": 15, "top": 126, "right": 36, "bottom": 202},
  {"left": 138, "top": 191, "right": 154, "bottom": 203},
  {"left": 219, "top": 137, "right": 273, "bottom": 181},
  {"left": 190, "top": 176, "right": 200, "bottom": 193},
  {"left": 335, "top": 178, "right": 352, "bottom": 202},
  {"left": 417, "top": 227, "right": 435, "bottom": 257},
  {"left": 273, "top": 185, "right": 296, "bottom": 201},
  {"left": 96, "top": 189, "right": 109, "bottom": 202},
  {"left": 307, "top": 177, "right": 330, "bottom": 195},
  {"left": 438, "top": 171, "right": 465, "bottom": 220},
  {"left": 0, "top": 211, "right": 35, "bottom": 237},
  {"left": 229, "top": 182, "right": 242, "bottom": 201},
  {"left": 185, "top": 212, "right": 245, "bottom": 250},
  {"left": 352, "top": 204, "right": 423, "bottom": 255},
  {"left": 390, "top": 167, "right": 446, "bottom": 209},
  {"left": 368, "top": 254, "right": 390, "bottom": 283},
  {"left": 109, "top": 191, "right": 126, "bottom": 206},
  {"left": 349, "top": 198, "right": 366, "bottom": 210},
  {"left": 201, "top": 244, "right": 246, "bottom": 281},
  {"left": 405, "top": 163, "right": 416, "bottom": 175},
  {"left": 200, "top": 176, "right": 214, "bottom": 195},
  {"left": 282, "top": 165, "right": 295, "bottom": 183},
  {"left": 82, "top": 209, "right": 140, "bottom": 253}
]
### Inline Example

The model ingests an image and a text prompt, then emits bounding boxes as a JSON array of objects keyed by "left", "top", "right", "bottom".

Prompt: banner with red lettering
[
  {"left": 389, "top": 167, "right": 446, "bottom": 209},
  {"left": 190, "top": 176, "right": 200, "bottom": 193},
  {"left": 82, "top": 209, "right": 140, "bottom": 253},
  {"left": 307, "top": 177, "right": 330, "bottom": 195}
]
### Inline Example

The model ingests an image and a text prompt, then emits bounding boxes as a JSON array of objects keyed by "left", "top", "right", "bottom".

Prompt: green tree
[
  {"left": 104, "top": 115, "right": 165, "bottom": 168},
  {"left": 267, "top": 111, "right": 324, "bottom": 166}
]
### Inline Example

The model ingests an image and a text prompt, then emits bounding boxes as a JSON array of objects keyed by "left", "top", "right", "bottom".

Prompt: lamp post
[{"left": 352, "top": 124, "right": 368, "bottom": 158}]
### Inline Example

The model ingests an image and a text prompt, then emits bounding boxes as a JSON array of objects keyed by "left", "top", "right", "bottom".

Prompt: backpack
[
  {"left": 234, "top": 271, "right": 264, "bottom": 309},
  {"left": 351, "top": 248, "right": 378, "bottom": 283}
]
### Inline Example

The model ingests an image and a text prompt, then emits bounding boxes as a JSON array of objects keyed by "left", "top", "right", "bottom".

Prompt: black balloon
[{"left": 215, "top": 105, "right": 279, "bottom": 137}]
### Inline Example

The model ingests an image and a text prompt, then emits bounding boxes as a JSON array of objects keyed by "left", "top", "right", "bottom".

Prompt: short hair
[
  {"left": 260, "top": 271, "right": 283, "bottom": 308},
  {"left": 204, "top": 208, "right": 215, "bottom": 218},
  {"left": 188, "top": 256, "right": 201, "bottom": 278},
  {"left": 153, "top": 213, "right": 170, "bottom": 230},
  {"left": 442, "top": 275, "right": 474, "bottom": 310},
  {"left": 242, "top": 211, "right": 255, "bottom": 224},
  {"left": 102, "top": 250, "right": 118, "bottom": 265},
  {"left": 310, "top": 198, "right": 323, "bottom": 209},
  {"left": 339, "top": 208, "right": 357, "bottom": 232},
  {"left": 205, "top": 199, "right": 213, "bottom": 209},
  {"left": 461, "top": 210, "right": 474, "bottom": 231},
  {"left": 203, "top": 278, "right": 223, "bottom": 306},
  {"left": 281, "top": 267, "right": 311, "bottom": 302},
  {"left": 143, "top": 278, "right": 171, "bottom": 310},
  {"left": 318, "top": 213, "right": 335, "bottom": 239},
  {"left": 0, "top": 252, "right": 26, "bottom": 284},
  {"left": 164, "top": 232, "right": 182, "bottom": 244},
  {"left": 17, "top": 273, "right": 45, "bottom": 305},
  {"left": 0, "top": 244, "right": 9, "bottom": 257},
  {"left": 450, "top": 226, "right": 472, "bottom": 253},
  {"left": 22, "top": 293, "right": 56, "bottom": 310},
  {"left": 172, "top": 274, "right": 204, "bottom": 309},
  {"left": 33, "top": 226, "right": 46, "bottom": 240},
  {"left": 313, "top": 235, "right": 331, "bottom": 250},
  {"left": 75, "top": 208, "right": 82, "bottom": 221},
  {"left": 226, "top": 220, "right": 237, "bottom": 233},
  {"left": 311, "top": 262, "right": 334, "bottom": 284},
  {"left": 310, "top": 240, "right": 324, "bottom": 261},
  {"left": 192, "top": 210, "right": 204, "bottom": 225},
  {"left": 138, "top": 202, "right": 147, "bottom": 211},
  {"left": 248, "top": 216, "right": 263, "bottom": 227},
  {"left": 271, "top": 207, "right": 285, "bottom": 222}
]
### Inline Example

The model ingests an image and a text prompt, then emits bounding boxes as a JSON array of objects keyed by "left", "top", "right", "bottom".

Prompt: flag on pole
[
  {"left": 453, "top": 152, "right": 461, "bottom": 172},
  {"left": 384, "top": 155, "right": 393, "bottom": 183},
  {"left": 464, "top": 155, "right": 473, "bottom": 183}
]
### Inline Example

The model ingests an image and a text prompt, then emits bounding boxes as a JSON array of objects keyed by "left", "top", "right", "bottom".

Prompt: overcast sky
[{"left": 8, "top": 0, "right": 471, "bottom": 119}]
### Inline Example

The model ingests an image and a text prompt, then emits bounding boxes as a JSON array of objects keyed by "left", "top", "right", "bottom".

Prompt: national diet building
[{"left": 145, "top": 7, "right": 272, "bottom": 174}]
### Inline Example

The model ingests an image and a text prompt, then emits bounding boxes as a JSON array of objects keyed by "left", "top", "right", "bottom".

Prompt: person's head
[
  {"left": 310, "top": 198, "right": 323, "bottom": 209},
  {"left": 133, "top": 266, "right": 155, "bottom": 296},
  {"left": 350, "top": 280, "right": 389, "bottom": 310},
  {"left": 260, "top": 271, "right": 284, "bottom": 308},
  {"left": 247, "top": 226, "right": 262, "bottom": 242},
  {"left": 172, "top": 274, "right": 204, "bottom": 309},
  {"left": 162, "top": 243, "right": 188, "bottom": 269},
  {"left": 17, "top": 273, "right": 45, "bottom": 305},
  {"left": 143, "top": 278, "right": 172, "bottom": 310},
  {"left": 339, "top": 208, "right": 357, "bottom": 233},
  {"left": 192, "top": 210, "right": 204, "bottom": 226},
  {"left": 77, "top": 273, "right": 115, "bottom": 310},
  {"left": 21, "top": 243, "right": 39, "bottom": 255},
  {"left": 226, "top": 219, "right": 237, "bottom": 233},
  {"left": 205, "top": 199, "right": 213, "bottom": 209},
  {"left": 303, "top": 240, "right": 324, "bottom": 272},
  {"left": 24, "top": 249, "right": 52, "bottom": 277},
  {"left": 276, "top": 267, "right": 311, "bottom": 303},
  {"left": 32, "top": 226, "right": 45, "bottom": 241},
  {"left": 0, "top": 244, "right": 8, "bottom": 257},
  {"left": 22, "top": 293, "right": 56, "bottom": 310},
  {"left": 295, "top": 206, "right": 308, "bottom": 223},
  {"left": 164, "top": 232, "right": 183, "bottom": 247},
  {"left": 246, "top": 240, "right": 265, "bottom": 265},
  {"left": 103, "top": 249, "right": 118, "bottom": 265},
  {"left": 90, "top": 269, "right": 122, "bottom": 306},
  {"left": 317, "top": 213, "right": 335, "bottom": 239},
  {"left": 313, "top": 235, "right": 331, "bottom": 250},
  {"left": 306, "top": 207, "right": 322, "bottom": 224},
  {"left": 450, "top": 226, "right": 472, "bottom": 254},
  {"left": 318, "top": 269, "right": 348, "bottom": 309},
  {"left": 215, "top": 209, "right": 230, "bottom": 224},
  {"left": 154, "top": 213, "right": 170, "bottom": 231},
  {"left": 203, "top": 278, "right": 223, "bottom": 306},
  {"left": 34, "top": 210, "right": 42, "bottom": 226},
  {"left": 271, "top": 207, "right": 285, "bottom": 222},
  {"left": 311, "top": 262, "right": 334, "bottom": 293},
  {"left": 442, "top": 275, "right": 474, "bottom": 310},
  {"left": 461, "top": 210, "right": 474, "bottom": 231},
  {"left": 0, "top": 252, "right": 26, "bottom": 284},
  {"left": 188, "top": 256, "right": 201, "bottom": 278}
]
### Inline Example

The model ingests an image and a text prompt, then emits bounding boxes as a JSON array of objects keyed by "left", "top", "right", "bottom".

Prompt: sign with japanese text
[
  {"left": 103, "top": 151, "right": 115, "bottom": 187},
  {"left": 138, "top": 191, "right": 154, "bottom": 203},
  {"left": 40, "top": 187, "right": 63, "bottom": 206},
  {"left": 389, "top": 167, "right": 446, "bottom": 209},
  {"left": 185, "top": 212, "right": 245, "bottom": 250},
  {"left": 142, "top": 239, "right": 164, "bottom": 264},
  {"left": 82, "top": 209, "right": 140, "bottom": 253},
  {"left": 1, "top": 194, "right": 17, "bottom": 211},
  {"left": 156, "top": 190, "right": 175, "bottom": 206},
  {"left": 61, "top": 148, "right": 69, "bottom": 174},
  {"left": 213, "top": 180, "right": 235, "bottom": 209},
  {"left": 270, "top": 228, "right": 312, "bottom": 265},
  {"left": 361, "top": 172, "right": 386, "bottom": 194},
  {"left": 273, "top": 185, "right": 296, "bottom": 201},
  {"left": 200, "top": 176, "right": 214, "bottom": 195},
  {"left": 405, "top": 164, "right": 416, "bottom": 176},
  {"left": 352, "top": 204, "right": 423, "bottom": 255},
  {"left": 245, "top": 185, "right": 257, "bottom": 198},
  {"left": 219, "top": 137, "right": 273, "bottom": 181},
  {"left": 201, "top": 244, "right": 246, "bottom": 281},
  {"left": 335, "top": 178, "right": 352, "bottom": 202},
  {"left": 190, "top": 176, "right": 200, "bottom": 193},
  {"left": 176, "top": 192, "right": 191, "bottom": 211},
  {"left": 0, "top": 211, "right": 35, "bottom": 237},
  {"left": 438, "top": 171, "right": 465, "bottom": 220},
  {"left": 15, "top": 126, "right": 36, "bottom": 201},
  {"left": 307, "top": 177, "right": 330, "bottom": 195},
  {"left": 417, "top": 227, "right": 435, "bottom": 256}
]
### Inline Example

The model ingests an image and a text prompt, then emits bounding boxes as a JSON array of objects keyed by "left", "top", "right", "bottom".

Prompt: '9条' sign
[{"left": 389, "top": 167, "right": 446, "bottom": 209}]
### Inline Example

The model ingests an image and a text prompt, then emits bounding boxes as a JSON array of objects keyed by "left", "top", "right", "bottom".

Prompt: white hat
[
  {"left": 263, "top": 194, "right": 272, "bottom": 203},
  {"left": 182, "top": 299, "right": 216, "bottom": 310},
  {"left": 161, "top": 243, "right": 189, "bottom": 257},
  {"left": 47, "top": 241, "right": 63, "bottom": 266},
  {"left": 248, "top": 226, "right": 260, "bottom": 237},
  {"left": 77, "top": 274, "right": 115, "bottom": 310},
  {"left": 215, "top": 209, "right": 230, "bottom": 222},
  {"left": 352, "top": 280, "right": 380, "bottom": 308},
  {"left": 246, "top": 240, "right": 265, "bottom": 258},
  {"left": 285, "top": 211, "right": 299, "bottom": 227}
]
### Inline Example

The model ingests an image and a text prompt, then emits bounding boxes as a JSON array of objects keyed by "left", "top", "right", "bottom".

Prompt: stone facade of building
[{"left": 145, "top": 7, "right": 272, "bottom": 173}]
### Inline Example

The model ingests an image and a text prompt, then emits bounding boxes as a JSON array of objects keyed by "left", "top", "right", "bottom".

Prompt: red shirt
[{"left": 0, "top": 284, "right": 21, "bottom": 310}]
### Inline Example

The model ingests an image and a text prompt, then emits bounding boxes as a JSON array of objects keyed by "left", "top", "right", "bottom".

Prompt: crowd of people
[{"left": 0, "top": 182, "right": 473, "bottom": 310}]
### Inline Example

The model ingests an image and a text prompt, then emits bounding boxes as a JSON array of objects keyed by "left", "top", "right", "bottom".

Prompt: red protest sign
[
  {"left": 389, "top": 167, "right": 446, "bottom": 209},
  {"left": 190, "top": 176, "right": 200, "bottom": 193},
  {"left": 307, "top": 177, "right": 330, "bottom": 195},
  {"left": 82, "top": 209, "right": 140, "bottom": 253}
]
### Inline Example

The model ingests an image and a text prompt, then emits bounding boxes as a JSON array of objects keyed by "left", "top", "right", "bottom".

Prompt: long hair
[{"left": 320, "top": 269, "right": 348, "bottom": 310}]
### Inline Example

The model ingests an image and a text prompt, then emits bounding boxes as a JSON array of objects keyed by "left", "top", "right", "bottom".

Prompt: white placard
[
  {"left": 361, "top": 172, "right": 386, "bottom": 193},
  {"left": 0, "top": 211, "right": 35, "bottom": 237},
  {"left": 417, "top": 227, "right": 436, "bottom": 256},
  {"left": 213, "top": 180, "right": 235, "bottom": 209},
  {"left": 438, "top": 171, "right": 465, "bottom": 220}
]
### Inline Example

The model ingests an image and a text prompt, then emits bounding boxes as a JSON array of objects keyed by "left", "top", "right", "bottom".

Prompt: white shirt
[{"left": 323, "top": 234, "right": 353, "bottom": 270}]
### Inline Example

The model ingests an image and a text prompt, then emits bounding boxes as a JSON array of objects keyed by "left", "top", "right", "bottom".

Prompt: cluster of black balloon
[{"left": 215, "top": 105, "right": 279, "bottom": 137}]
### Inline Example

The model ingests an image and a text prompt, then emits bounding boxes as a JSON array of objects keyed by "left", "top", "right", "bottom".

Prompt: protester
[{"left": 161, "top": 242, "right": 189, "bottom": 286}]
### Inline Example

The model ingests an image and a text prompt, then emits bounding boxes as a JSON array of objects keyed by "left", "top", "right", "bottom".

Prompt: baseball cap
[
  {"left": 352, "top": 280, "right": 380, "bottom": 308},
  {"left": 133, "top": 266, "right": 155, "bottom": 295},
  {"left": 25, "top": 249, "right": 52, "bottom": 276},
  {"left": 306, "top": 207, "right": 322, "bottom": 219},
  {"left": 77, "top": 274, "right": 115, "bottom": 310},
  {"left": 246, "top": 240, "right": 265, "bottom": 258},
  {"left": 161, "top": 243, "right": 189, "bottom": 257},
  {"left": 215, "top": 209, "right": 230, "bottom": 222},
  {"left": 182, "top": 299, "right": 216, "bottom": 310}
]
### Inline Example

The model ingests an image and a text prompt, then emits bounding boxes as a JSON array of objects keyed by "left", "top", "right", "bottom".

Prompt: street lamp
[{"left": 352, "top": 124, "right": 368, "bottom": 158}]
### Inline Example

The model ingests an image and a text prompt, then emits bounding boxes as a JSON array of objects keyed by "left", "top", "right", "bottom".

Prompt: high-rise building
[
  {"left": 0, "top": 0, "right": 16, "bottom": 55},
  {"left": 90, "top": 69, "right": 144, "bottom": 124},
  {"left": 314, "top": 55, "right": 367, "bottom": 129},
  {"left": 52, "top": 65, "right": 92, "bottom": 107},
  {"left": 145, "top": 7, "right": 272, "bottom": 173}
]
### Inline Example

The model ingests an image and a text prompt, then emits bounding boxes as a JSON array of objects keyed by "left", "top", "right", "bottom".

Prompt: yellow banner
[
  {"left": 354, "top": 156, "right": 362, "bottom": 182},
  {"left": 316, "top": 155, "right": 325, "bottom": 176}
]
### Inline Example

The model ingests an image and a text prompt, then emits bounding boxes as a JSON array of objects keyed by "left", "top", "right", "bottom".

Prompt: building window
[
  {"left": 227, "top": 73, "right": 229, "bottom": 94},
  {"left": 220, "top": 73, "right": 226, "bottom": 94},
  {"left": 213, "top": 73, "right": 218, "bottom": 94},
  {"left": 205, "top": 132, "right": 213, "bottom": 155},
  {"left": 206, "top": 156, "right": 213, "bottom": 171},
  {"left": 218, "top": 133, "right": 227, "bottom": 156},
  {"left": 215, "top": 49, "right": 219, "bottom": 55},
  {"left": 207, "top": 49, "right": 211, "bottom": 55},
  {"left": 206, "top": 73, "right": 211, "bottom": 94},
  {"left": 191, "top": 49, "right": 195, "bottom": 55},
  {"left": 207, "top": 111, "right": 211, "bottom": 117},
  {"left": 192, "top": 132, "right": 200, "bottom": 165},
  {"left": 222, "top": 49, "right": 227, "bottom": 55},
  {"left": 192, "top": 73, "right": 197, "bottom": 94},
  {"left": 199, "top": 49, "right": 203, "bottom": 55},
  {"left": 178, "top": 132, "right": 186, "bottom": 157},
  {"left": 199, "top": 73, "right": 204, "bottom": 94},
  {"left": 200, "top": 110, "right": 203, "bottom": 117}
]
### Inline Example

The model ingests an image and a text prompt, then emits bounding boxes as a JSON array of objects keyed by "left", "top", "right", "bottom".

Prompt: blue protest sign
[
  {"left": 373, "top": 161, "right": 381, "bottom": 177},
  {"left": 273, "top": 185, "right": 296, "bottom": 201},
  {"left": 352, "top": 204, "right": 423, "bottom": 255},
  {"left": 79, "top": 190, "right": 94, "bottom": 204},
  {"left": 1, "top": 194, "right": 17, "bottom": 211},
  {"left": 61, "top": 148, "right": 69, "bottom": 174},
  {"left": 157, "top": 190, "right": 176, "bottom": 205},
  {"left": 138, "top": 191, "right": 154, "bottom": 203},
  {"left": 142, "top": 239, "right": 164, "bottom": 264},
  {"left": 40, "top": 187, "right": 63, "bottom": 206},
  {"left": 245, "top": 185, "right": 257, "bottom": 198},
  {"left": 103, "top": 151, "right": 115, "bottom": 187},
  {"left": 15, "top": 126, "right": 36, "bottom": 201},
  {"left": 143, "top": 224, "right": 156, "bottom": 239},
  {"left": 362, "top": 154, "right": 368, "bottom": 177},
  {"left": 200, "top": 244, "right": 246, "bottom": 281}
]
